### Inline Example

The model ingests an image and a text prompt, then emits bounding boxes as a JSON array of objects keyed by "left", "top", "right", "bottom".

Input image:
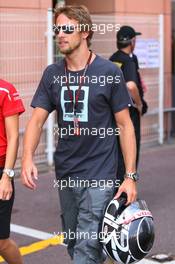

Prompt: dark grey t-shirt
[{"left": 31, "top": 55, "right": 132, "bottom": 180}]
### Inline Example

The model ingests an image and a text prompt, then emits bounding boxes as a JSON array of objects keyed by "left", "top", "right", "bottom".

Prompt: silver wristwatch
[
  {"left": 3, "top": 168, "right": 15, "bottom": 179},
  {"left": 125, "top": 172, "right": 139, "bottom": 182}
]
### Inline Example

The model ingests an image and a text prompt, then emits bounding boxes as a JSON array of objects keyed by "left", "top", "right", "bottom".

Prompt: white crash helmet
[{"left": 101, "top": 195, "right": 155, "bottom": 264}]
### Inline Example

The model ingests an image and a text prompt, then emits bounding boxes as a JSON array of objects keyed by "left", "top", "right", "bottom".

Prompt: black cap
[{"left": 117, "top": 26, "right": 141, "bottom": 42}]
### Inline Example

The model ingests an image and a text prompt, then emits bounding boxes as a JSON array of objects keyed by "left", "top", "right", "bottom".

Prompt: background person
[
  {"left": 0, "top": 79, "right": 24, "bottom": 264},
  {"left": 110, "top": 25, "right": 148, "bottom": 180}
]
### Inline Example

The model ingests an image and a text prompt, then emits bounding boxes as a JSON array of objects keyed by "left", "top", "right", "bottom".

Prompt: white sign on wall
[{"left": 135, "top": 39, "right": 160, "bottom": 68}]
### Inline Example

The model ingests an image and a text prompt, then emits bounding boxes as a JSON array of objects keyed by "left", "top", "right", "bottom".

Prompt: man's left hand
[{"left": 114, "top": 178, "right": 137, "bottom": 205}]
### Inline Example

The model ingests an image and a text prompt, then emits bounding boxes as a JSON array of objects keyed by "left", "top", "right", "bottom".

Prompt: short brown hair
[{"left": 54, "top": 5, "right": 93, "bottom": 47}]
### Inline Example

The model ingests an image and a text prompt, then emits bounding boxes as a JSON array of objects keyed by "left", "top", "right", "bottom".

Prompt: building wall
[
  {"left": 0, "top": 0, "right": 172, "bottom": 114},
  {"left": 0, "top": 0, "right": 52, "bottom": 165},
  {"left": 0, "top": 0, "right": 52, "bottom": 86},
  {"left": 0, "top": 0, "right": 172, "bottom": 156},
  {"left": 0, "top": 0, "right": 52, "bottom": 9},
  {"left": 0, "top": 0, "right": 52, "bottom": 121}
]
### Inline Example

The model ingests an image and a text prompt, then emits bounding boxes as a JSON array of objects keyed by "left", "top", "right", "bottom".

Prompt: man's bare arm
[
  {"left": 127, "top": 81, "right": 142, "bottom": 114},
  {"left": 114, "top": 108, "right": 137, "bottom": 204},
  {"left": 21, "top": 108, "right": 49, "bottom": 190}
]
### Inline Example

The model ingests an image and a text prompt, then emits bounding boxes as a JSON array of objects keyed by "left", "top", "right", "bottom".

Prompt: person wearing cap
[{"left": 109, "top": 25, "right": 148, "bottom": 180}]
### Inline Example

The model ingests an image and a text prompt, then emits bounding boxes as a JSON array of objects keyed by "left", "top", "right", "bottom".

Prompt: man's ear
[{"left": 82, "top": 31, "right": 89, "bottom": 40}]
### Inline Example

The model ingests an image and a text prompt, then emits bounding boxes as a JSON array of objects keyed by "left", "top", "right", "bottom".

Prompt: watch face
[
  {"left": 126, "top": 172, "right": 139, "bottom": 181},
  {"left": 9, "top": 170, "right": 15, "bottom": 177},
  {"left": 133, "top": 175, "right": 137, "bottom": 181},
  {"left": 3, "top": 169, "right": 15, "bottom": 178},
  {"left": 133, "top": 173, "right": 139, "bottom": 181}
]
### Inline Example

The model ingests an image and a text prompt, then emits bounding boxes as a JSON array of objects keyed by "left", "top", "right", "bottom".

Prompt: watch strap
[{"left": 125, "top": 172, "right": 139, "bottom": 182}]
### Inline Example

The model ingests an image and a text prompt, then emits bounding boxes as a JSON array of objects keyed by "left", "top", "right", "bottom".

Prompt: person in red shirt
[{"left": 0, "top": 79, "right": 25, "bottom": 264}]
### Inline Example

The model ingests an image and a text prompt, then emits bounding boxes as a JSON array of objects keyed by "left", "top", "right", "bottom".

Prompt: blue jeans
[{"left": 58, "top": 182, "right": 115, "bottom": 264}]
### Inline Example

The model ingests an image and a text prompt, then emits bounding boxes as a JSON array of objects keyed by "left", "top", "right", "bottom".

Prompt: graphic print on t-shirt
[{"left": 61, "top": 86, "right": 89, "bottom": 122}]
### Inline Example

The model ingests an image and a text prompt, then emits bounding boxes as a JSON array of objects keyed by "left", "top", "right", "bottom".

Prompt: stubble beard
[{"left": 58, "top": 40, "right": 81, "bottom": 55}]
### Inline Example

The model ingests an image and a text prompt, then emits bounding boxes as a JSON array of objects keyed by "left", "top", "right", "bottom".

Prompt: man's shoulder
[
  {"left": 95, "top": 55, "right": 122, "bottom": 74},
  {"left": 109, "top": 51, "right": 119, "bottom": 61},
  {"left": 44, "top": 59, "right": 64, "bottom": 74},
  {"left": 41, "top": 59, "right": 64, "bottom": 85},
  {"left": 110, "top": 50, "right": 131, "bottom": 62},
  {"left": 111, "top": 51, "right": 137, "bottom": 71}
]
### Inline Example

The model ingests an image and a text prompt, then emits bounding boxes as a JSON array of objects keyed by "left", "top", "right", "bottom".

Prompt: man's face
[
  {"left": 55, "top": 14, "right": 83, "bottom": 55},
  {"left": 131, "top": 37, "right": 136, "bottom": 52}
]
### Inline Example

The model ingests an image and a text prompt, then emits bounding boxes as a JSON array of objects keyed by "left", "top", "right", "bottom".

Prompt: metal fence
[
  {"left": 0, "top": 9, "right": 48, "bottom": 167},
  {"left": 0, "top": 9, "right": 168, "bottom": 167}
]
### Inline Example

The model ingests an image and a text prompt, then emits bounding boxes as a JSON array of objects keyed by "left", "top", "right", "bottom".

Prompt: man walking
[
  {"left": 21, "top": 6, "right": 138, "bottom": 264},
  {"left": 110, "top": 25, "right": 148, "bottom": 180}
]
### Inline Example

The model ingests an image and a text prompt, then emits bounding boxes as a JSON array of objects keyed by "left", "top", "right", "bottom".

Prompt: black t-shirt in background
[{"left": 109, "top": 50, "right": 148, "bottom": 115}]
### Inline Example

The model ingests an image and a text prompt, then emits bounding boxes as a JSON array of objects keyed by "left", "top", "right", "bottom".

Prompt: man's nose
[{"left": 58, "top": 28, "right": 65, "bottom": 36}]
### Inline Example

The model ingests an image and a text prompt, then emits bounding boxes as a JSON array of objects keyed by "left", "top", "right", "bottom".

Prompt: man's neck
[
  {"left": 65, "top": 48, "right": 93, "bottom": 71},
  {"left": 120, "top": 47, "right": 131, "bottom": 55}
]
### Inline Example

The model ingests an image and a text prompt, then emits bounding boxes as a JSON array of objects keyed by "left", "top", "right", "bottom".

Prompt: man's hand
[
  {"left": 21, "top": 158, "right": 38, "bottom": 190},
  {"left": 136, "top": 103, "right": 143, "bottom": 116},
  {"left": 0, "top": 174, "right": 13, "bottom": 200},
  {"left": 114, "top": 178, "right": 137, "bottom": 205}
]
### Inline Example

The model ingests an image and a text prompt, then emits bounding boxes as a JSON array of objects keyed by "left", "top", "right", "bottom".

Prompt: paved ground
[{"left": 1, "top": 143, "right": 175, "bottom": 263}]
